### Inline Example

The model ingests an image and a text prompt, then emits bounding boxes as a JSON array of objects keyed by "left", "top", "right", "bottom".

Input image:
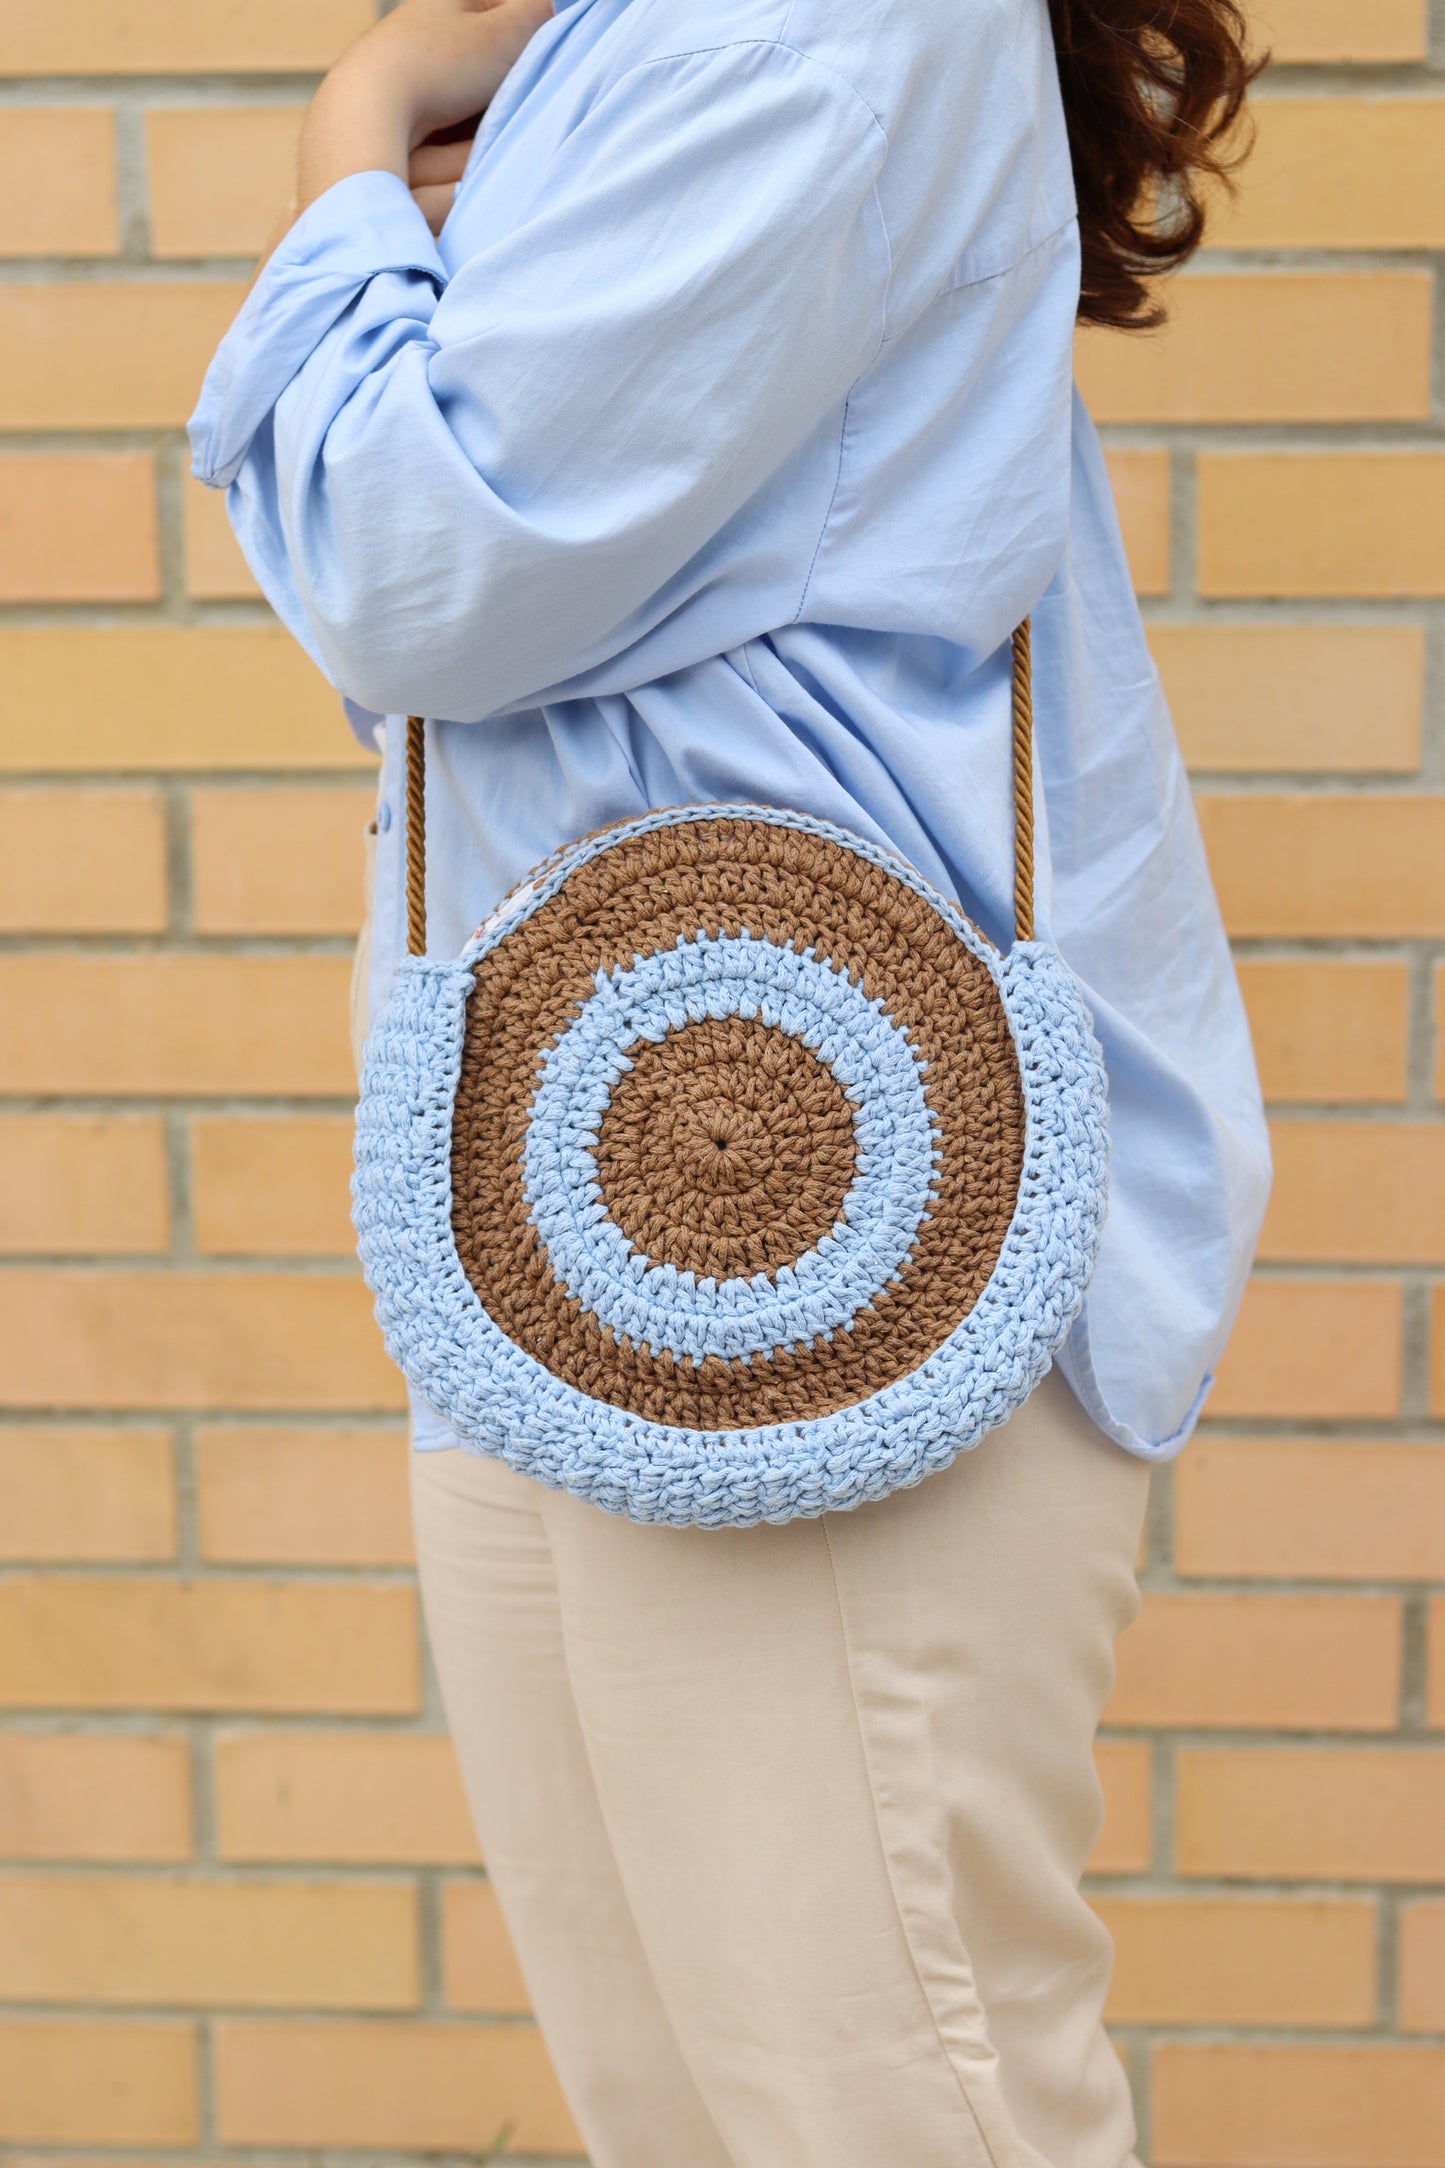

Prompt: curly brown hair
[{"left": 1048, "top": 0, "right": 1263, "bottom": 329}]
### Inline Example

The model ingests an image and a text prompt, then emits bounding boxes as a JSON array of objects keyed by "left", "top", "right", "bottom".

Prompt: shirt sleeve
[{"left": 189, "top": 39, "right": 890, "bottom": 722}]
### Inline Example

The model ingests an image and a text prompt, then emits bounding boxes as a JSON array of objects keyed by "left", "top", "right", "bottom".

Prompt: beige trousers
[{"left": 410, "top": 1367, "right": 1149, "bottom": 2168}]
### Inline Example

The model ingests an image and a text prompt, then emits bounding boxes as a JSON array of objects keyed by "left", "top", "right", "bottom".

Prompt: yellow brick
[
  {"left": 184, "top": 474, "right": 261, "bottom": 598},
  {"left": 1102, "top": 448, "right": 1169, "bottom": 595},
  {"left": 0, "top": 786, "right": 168, "bottom": 933},
  {"left": 1252, "top": 0, "right": 1426, "bottom": 62},
  {"left": 0, "top": 282, "right": 243, "bottom": 429},
  {"left": 215, "top": 1732, "right": 477, "bottom": 1863},
  {"left": 1236, "top": 958, "right": 1409, "bottom": 1105},
  {"left": 196, "top": 1426, "right": 412, "bottom": 1566},
  {"left": 1099, "top": 1896, "right": 1376, "bottom": 2028},
  {"left": 0, "top": 111, "right": 116, "bottom": 254},
  {"left": 1428, "top": 1599, "right": 1445, "bottom": 1731},
  {"left": 192, "top": 1114, "right": 356, "bottom": 1255},
  {"left": 1199, "top": 453, "right": 1445, "bottom": 600},
  {"left": 0, "top": 1577, "right": 418, "bottom": 1714},
  {"left": 190, "top": 784, "right": 373, "bottom": 932},
  {"left": 1, "top": 954, "right": 354, "bottom": 1096},
  {"left": 0, "top": 627, "right": 363, "bottom": 773},
  {"left": 0, "top": 1115, "right": 169, "bottom": 1255},
  {"left": 0, "top": 0, "right": 375, "bottom": 74},
  {"left": 4, "top": 2157, "right": 217, "bottom": 2168},
  {"left": 213, "top": 2018, "right": 580, "bottom": 2152},
  {"left": 1151, "top": 624, "right": 1422, "bottom": 775},
  {"left": 442, "top": 1881, "right": 530, "bottom": 2012},
  {"left": 1400, "top": 1902, "right": 1445, "bottom": 2032},
  {"left": 0, "top": 2018, "right": 197, "bottom": 2145},
  {"left": 1260, "top": 1121, "right": 1445, "bottom": 1265},
  {"left": 0, "top": 1874, "right": 417, "bottom": 2009},
  {"left": 1217, "top": 98, "right": 1445, "bottom": 250},
  {"left": 1210, "top": 1278, "right": 1401, "bottom": 1420},
  {"left": 0, "top": 1734, "right": 191, "bottom": 1861},
  {"left": 1198, "top": 794, "right": 1445, "bottom": 940},
  {"left": 0, "top": 451, "right": 158, "bottom": 602},
  {"left": 1079, "top": 273, "right": 1431, "bottom": 425},
  {"left": 0, "top": 1269, "right": 404, "bottom": 1413},
  {"left": 1090, "top": 1739, "right": 1153, "bottom": 1875},
  {"left": 1177, "top": 1746, "right": 1445, "bottom": 1882},
  {"left": 0, "top": 1427, "right": 175, "bottom": 1564},
  {"left": 148, "top": 106, "right": 304, "bottom": 258},
  {"left": 1109, "top": 1592, "right": 1401, "bottom": 1731},
  {"left": 1435, "top": 1286, "right": 1445, "bottom": 1419},
  {"left": 1176, "top": 1438, "right": 1445, "bottom": 1581},
  {"left": 1152, "top": 2043, "right": 1445, "bottom": 2168}
]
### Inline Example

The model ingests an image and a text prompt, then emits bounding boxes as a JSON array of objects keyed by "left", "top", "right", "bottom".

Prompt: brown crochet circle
[
  {"left": 595, "top": 1016, "right": 858, "bottom": 1281},
  {"left": 450, "top": 815, "right": 1025, "bottom": 1431}
]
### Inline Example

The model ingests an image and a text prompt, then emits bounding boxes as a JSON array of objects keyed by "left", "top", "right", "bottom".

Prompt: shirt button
[{"left": 376, "top": 801, "right": 393, "bottom": 833}]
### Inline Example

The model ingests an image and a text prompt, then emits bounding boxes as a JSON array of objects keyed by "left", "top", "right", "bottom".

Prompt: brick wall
[{"left": 0, "top": 1, "right": 1441, "bottom": 2159}]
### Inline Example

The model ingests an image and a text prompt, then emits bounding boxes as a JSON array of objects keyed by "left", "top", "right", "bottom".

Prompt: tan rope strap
[
  {"left": 405, "top": 714, "right": 427, "bottom": 957},
  {"left": 1010, "top": 618, "right": 1035, "bottom": 944},
  {"left": 400, "top": 622, "right": 1037, "bottom": 958}
]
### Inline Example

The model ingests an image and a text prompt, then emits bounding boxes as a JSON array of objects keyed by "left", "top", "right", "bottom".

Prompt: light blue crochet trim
[
  {"left": 353, "top": 803, "right": 1109, "bottom": 1528},
  {"left": 523, "top": 933, "right": 937, "bottom": 1364}
]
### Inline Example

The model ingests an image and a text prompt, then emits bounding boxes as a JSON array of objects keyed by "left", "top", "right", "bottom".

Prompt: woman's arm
[
  {"left": 247, "top": 0, "right": 548, "bottom": 288},
  {"left": 296, "top": 0, "right": 552, "bottom": 209},
  {"left": 191, "top": 35, "right": 890, "bottom": 722}
]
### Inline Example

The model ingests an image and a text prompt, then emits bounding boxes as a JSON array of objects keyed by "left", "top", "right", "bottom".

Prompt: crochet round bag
[{"left": 352, "top": 624, "right": 1108, "bottom": 1527}]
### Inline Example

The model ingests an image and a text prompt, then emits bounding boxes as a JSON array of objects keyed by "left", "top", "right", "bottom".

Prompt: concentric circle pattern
[
  {"left": 597, "top": 1013, "right": 855, "bottom": 1278},
  {"left": 520, "top": 933, "right": 940, "bottom": 1366},
  {"left": 449, "top": 815, "right": 1025, "bottom": 1429}
]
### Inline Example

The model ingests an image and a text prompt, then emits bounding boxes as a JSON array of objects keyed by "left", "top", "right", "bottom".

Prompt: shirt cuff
[
  {"left": 408, "top": 1383, "right": 469, "bottom": 1453},
  {"left": 342, "top": 696, "right": 387, "bottom": 751},
  {"left": 188, "top": 169, "right": 447, "bottom": 490},
  {"left": 1056, "top": 1302, "right": 1213, "bottom": 1463}
]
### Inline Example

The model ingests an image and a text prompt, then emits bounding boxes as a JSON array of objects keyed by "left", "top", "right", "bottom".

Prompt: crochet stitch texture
[{"left": 352, "top": 804, "right": 1109, "bottom": 1528}]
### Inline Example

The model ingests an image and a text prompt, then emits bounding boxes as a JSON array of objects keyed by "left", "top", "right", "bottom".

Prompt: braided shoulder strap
[
  {"left": 404, "top": 714, "right": 428, "bottom": 960},
  {"left": 403, "top": 621, "right": 1036, "bottom": 957},
  {"left": 1010, "top": 619, "right": 1035, "bottom": 944}
]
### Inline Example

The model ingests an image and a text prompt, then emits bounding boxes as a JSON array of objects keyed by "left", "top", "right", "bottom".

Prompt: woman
[{"left": 192, "top": 2, "right": 1268, "bottom": 2160}]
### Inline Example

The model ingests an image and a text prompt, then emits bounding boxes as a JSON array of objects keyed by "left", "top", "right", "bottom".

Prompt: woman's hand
[
  {"left": 409, "top": 128, "right": 478, "bottom": 235},
  {"left": 297, "top": 0, "right": 553, "bottom": 213}
]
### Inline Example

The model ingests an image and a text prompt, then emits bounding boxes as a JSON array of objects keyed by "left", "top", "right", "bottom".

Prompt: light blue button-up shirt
[{"left": 191, "top": 0, "right": 1270, "bottom": 1461}]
